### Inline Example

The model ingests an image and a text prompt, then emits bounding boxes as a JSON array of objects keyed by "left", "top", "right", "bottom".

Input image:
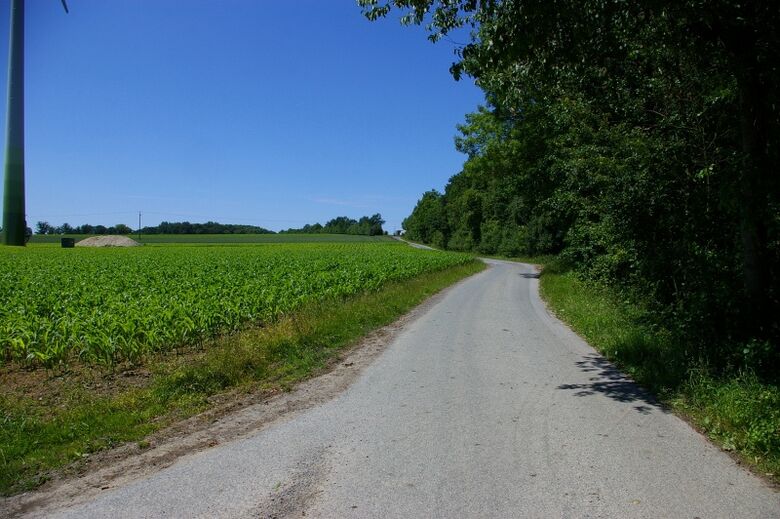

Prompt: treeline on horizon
[
  {"left": 281, "top": 214, "right": 386, "bottom": 236},
  {"left": 375, "top": 1, "right": 779, "bottom": 376},
  {"left": 34, "top": 220, "right": 274, "bottom": 235},
  {"left": 33, "top": 215, "right": 388, "bottom": 236},
  {"left": 35, "top": 221, "right": 135, "bottom": 235},
  {"left": 139, "top": 221, "right": 273, "bottom": 235}
]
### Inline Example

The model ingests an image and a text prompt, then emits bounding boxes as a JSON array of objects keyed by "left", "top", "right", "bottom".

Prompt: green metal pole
[{"left": 2, "top": 0, "right": 25, "bottom": 246}]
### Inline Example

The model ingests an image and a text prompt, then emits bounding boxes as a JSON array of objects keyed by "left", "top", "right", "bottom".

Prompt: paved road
[
  {"left": 392, "top": 236, "right": 436, "bottom": 250},
  {"left": 36, "top": 260, "right": 778, "bottom": 518}
]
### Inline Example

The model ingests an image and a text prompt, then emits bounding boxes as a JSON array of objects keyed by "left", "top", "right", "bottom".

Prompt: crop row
[{"left": 0, "top": 243, "right": 472, "bottom": 365}]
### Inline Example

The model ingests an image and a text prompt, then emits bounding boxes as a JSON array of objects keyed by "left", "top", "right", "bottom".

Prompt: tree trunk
[{"left": 736, "top": 66, "right": 772, "bottom": 334}]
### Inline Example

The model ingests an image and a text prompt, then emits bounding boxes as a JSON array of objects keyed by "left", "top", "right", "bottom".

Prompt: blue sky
[{"left": 0, "top": 0, "right": 483, "bottom": 233}]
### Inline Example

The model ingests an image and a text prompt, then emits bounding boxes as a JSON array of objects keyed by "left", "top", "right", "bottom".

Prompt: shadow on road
[{"left": 557, "top": 354, "right": 667, "bottom": 414}]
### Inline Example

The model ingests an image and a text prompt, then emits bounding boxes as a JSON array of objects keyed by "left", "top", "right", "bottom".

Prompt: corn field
[{"left": 0, "top": 243, "right": 472, "bottom": 365}]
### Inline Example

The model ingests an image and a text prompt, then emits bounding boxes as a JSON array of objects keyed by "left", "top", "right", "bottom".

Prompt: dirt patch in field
[
  {"left": 0, "top": 363, "right": 153, "bottom": 420},
  {"left": 76, "top": 235, "right": 141, "bottom": 247},
  {"left": 1, "top": 279, "right": 460, "bottom": 518}
]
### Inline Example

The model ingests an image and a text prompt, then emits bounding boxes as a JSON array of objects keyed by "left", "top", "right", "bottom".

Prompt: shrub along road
[{"left": 15, "top": 260, "right": 779, "bottom": 518}]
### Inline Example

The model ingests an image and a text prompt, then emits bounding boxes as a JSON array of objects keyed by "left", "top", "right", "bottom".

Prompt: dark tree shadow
[{"left": 557, "top": 354, "right": 668, "bottom": 414}]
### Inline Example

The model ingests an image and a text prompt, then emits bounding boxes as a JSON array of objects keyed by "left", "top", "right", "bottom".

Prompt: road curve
[
  {"left": 31, "top": 260, "right": 779, "bottom": 518},
  {"left": 392, "top": 236, "right": 436, "bottom": 250}
]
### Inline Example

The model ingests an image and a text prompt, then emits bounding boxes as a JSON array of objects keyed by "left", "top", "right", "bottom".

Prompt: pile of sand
[{"left": 75, "top": 235, "right": 142, "bottom": 247}]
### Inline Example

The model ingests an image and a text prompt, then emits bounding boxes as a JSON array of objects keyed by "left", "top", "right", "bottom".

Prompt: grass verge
[
  {"left": 538, "top": 261, "right": 780, "bottom": 483},
  {"left": 0, "top": 260, "right": 485, "bottom": 496}
]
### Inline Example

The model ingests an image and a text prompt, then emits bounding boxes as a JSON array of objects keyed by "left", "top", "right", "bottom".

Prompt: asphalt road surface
[{"left": 33, "top": 260, "right": 779, "bottom": 518}]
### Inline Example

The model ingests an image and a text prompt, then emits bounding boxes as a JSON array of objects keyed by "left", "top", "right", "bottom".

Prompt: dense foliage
[
  {"left": 0, "top": 243, "right": 470, "bottom": 365},
  {"left": 140, "top": 221, "right": 274, "bottom": 235},
  {"left": 36, "top": 221, "right": 132, "bottom": 235},
  {"left": 364, "top": 0, "right": 780, "bottom": 375},
  {"left": 35, "top": 220, "right": 274, "bottom": 235},
  {"left": 281, "top": 214, "right": 386, "bottom": 236}
]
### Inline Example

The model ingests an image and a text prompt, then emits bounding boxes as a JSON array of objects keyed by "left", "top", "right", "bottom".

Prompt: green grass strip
[{"left": 0, "top": 260, "right": 485, "bottom": 496}]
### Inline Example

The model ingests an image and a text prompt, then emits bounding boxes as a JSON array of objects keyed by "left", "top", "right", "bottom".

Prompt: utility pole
[
  {"left": 2, "top": 0, "right": 25, "bottom": 245},
  {"left": 2, "top": 0, "right": 68, "bottom": 246}
]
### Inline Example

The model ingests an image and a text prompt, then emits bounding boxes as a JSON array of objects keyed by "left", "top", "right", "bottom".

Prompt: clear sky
[{"left": 0, "top": 0, "right": 483, "bottom": 233}]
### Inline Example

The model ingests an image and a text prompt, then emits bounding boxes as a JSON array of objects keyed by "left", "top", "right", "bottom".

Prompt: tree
[
  {"left": 282, "top": 215, "right": 385, "bottom": 236},
  {"left": 368, "top": 213, "right": 385, "bottom": 236},
  {"left": 113, "top": 224, "right": 132, "bottom": 234},
  {"left": 402, "top": 190, "right": 446, "bottom": 244},
  {"left": 35, "top": 221, "right": 52, "bottom": 235}
]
